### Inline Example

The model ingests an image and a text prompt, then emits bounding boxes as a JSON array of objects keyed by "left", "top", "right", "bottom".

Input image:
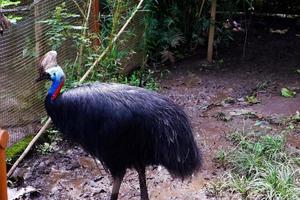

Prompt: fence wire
[{"left": 0, "top": 0, "right": 83, "bottom": 146}]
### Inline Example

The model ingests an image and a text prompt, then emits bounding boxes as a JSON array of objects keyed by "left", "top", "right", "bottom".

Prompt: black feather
[{"left": 45, "top": 82, "right": 201, "bottom": 178}]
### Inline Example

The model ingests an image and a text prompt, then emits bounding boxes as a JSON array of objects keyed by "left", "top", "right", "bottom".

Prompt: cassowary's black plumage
[
  {"left": 37, "top": 51, "right": 201, "bottom": 200},
  {"left": 46, "top": 83, "right": 200, "bottom": 177}
]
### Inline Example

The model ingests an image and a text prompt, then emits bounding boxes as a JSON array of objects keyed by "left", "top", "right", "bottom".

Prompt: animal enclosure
[
  {"left": 0, "top": 0, "right": 80, "bottom": 146},
  {"left": 1, "top": 0, "right": 300, "bottom": 199},
  {"left": 1, "top": 0, "right": 146, "bottom": 146}
]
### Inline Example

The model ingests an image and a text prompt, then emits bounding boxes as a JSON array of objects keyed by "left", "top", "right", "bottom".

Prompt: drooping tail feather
[{"left": 150, "top": 102, "right": 201, "bottom": 178}]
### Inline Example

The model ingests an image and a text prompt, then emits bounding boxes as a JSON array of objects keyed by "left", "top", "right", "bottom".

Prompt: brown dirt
[{"left": 9, "top": 21, "right": 300, "bottom": 199}]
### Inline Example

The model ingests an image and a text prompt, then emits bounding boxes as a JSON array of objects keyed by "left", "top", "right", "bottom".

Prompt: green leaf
[
  {"left": 245, "top": 95, "right": 260, "bottom": 104},
  {"left": 1, "top": 1, "right": 20, "bottom": 7},
  {"left": 296, "top": 69, "right": 300, "bottom": 74},
  {"left": 281, "top": 88, "right": 296, "bottom": 98},
  {"left": 7, "top": 15, "right": 22, "bottom": 24}
]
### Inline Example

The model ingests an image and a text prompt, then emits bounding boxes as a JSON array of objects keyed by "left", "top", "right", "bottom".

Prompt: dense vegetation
[
  {"left": 210, "top": 132, "right": 300, "bottom": 199},
  {"left": 2, "top": 0, "right": 299, "bottom": 79}
]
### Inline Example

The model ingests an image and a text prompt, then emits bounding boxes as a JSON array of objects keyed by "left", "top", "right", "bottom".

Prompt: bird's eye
[{"left": 53, "top": 73, "right": 56, "bottom": 76}]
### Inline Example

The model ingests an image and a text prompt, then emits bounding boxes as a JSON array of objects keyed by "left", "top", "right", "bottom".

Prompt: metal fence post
[{"left": 0, "top": 129, "right": 9, "bottom": 200}]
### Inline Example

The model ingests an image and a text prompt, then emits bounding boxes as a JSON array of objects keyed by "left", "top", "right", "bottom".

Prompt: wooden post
[
  {"left": 207, "top": 0, "right": 217, "bottom": 63},
  {"left": 34, "top": 0, "right": 43, "bottom": 59},
  {"left": 91, "top": 0, "right": 100, "bottom": 47},
  {"left": 0, "top": 129, "right": 9, "bottom": 200}
]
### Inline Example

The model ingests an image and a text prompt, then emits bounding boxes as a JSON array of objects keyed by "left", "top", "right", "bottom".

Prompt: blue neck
[{"left": 48, "top": 78, "right": 61, "bottom": 96}]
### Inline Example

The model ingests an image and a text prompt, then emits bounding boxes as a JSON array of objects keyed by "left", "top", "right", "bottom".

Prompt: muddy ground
[{"left": 9, "top": 23, "right": 300, "bottom": 199}]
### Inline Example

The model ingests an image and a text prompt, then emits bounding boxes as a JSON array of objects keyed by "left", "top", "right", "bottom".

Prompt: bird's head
[
  {"left": 36, "top": 51, "right": 66, "bottom": 100},
  {"left": 36, "top": 51, "right": 65, "bottom": 83}
]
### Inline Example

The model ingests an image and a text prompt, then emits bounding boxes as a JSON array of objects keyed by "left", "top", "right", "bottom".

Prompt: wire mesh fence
[{"left": 0, "top": 0, "right": 82, "bottom": 146}]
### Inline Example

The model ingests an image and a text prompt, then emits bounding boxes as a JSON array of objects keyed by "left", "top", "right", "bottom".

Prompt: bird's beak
[{"left": 36, "top": 73, "right": 51, "bottom": 82}]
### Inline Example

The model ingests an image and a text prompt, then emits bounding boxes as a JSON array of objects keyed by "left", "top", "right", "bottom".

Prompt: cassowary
[{"left": 36, "top": 51, "right": 201, "bottom": 200}]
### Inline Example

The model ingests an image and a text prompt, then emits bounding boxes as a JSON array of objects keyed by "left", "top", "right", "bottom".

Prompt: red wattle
[{"left": 51, "top": 80, "right": 64, "bottom": 100}]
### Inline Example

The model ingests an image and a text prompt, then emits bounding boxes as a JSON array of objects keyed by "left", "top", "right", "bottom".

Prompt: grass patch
[
  {"left": 5, "top": 129, "right": 63, "bottom": 169},
  {"left": 208, "top": 132, "right": 300, "bottom": 199},
  {"left": 6, "top": 135, "right": 34, "bottom": 165}
]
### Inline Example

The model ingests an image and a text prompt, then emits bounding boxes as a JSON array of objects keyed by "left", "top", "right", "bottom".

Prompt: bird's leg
[
  {"left": 137, "top": 167, "right": 149, "bottom": 200},
  {"left": 110, "top": 172, "right": 125, "bottom": 200}
]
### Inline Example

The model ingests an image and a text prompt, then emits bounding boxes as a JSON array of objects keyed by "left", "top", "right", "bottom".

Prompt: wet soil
[{"left": 10, "top": 23, "right": 300, "bottom": 199}]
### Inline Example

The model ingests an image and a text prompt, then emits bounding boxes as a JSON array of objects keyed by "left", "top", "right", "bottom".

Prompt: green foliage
[
  {"left": 281, "top": 88, "right": 296, "bottom": 98},
  {"left": 144, "top": 0, "right": 208, "bottom": 63},
  {"left": 40, "top": 2, "right": 85, "bottom": 50},
  {"left": 36, "top": 128, "right": 62, "bottom": 155},
  {"left": 143, "top": 0, "right": 243, "bottom": 63},
  {"left": 6, "top": 135, "right": 34, "bottom": 165},
  {"left": 7, "top": 15, "right": 22, "bottom": 23},
  {"left": 245, "top": 95, "right": 260, "bottom": 104},
  {"left": 36, "top": 142, "right": 54, "bottom": 155},
  {"left": 118, "top": 69, "right": 159, "bottom": 90},
  {"left": 0, "top": 0, "right": 20, "bottom": 7},
  {"left": 43, "top": 1, "right": 158, "bottom": 91},
  {"left": 0, "top": 0, "right": 23, "bottom": 22},
  {"left": 215, "top": 150, "right": 228, "bottom": 167},
  {"left": 210, "top": 132, "right": 300, "bottom": 199}
]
